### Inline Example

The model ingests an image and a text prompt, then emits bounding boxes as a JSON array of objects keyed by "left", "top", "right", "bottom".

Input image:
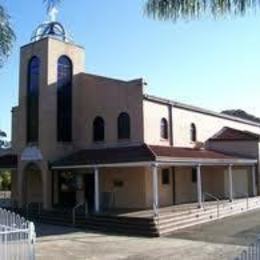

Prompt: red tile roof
[
  {"left": 51, "top": 144, "right": 253, "bottom": 168},
  {"left": 150, "top": 145, "right": 238, "bottom": 160},
  {"left": 209, "top": 127, "right": 260, "bottom": 141}
]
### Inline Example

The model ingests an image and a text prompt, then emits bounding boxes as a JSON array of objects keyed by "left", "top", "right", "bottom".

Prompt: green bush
[{"left": 0, "top": 171, "right": 11, "bottom": 190}]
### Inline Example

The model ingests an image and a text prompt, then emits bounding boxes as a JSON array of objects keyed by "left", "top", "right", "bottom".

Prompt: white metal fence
[
  {"left": 235, "top": 238, "right": 260, "bottom": 260},
  {"left": 0, "top": 208, "right": 36, "bottom": 260}
]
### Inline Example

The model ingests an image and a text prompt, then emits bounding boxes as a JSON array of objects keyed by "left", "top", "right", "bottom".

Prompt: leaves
[
  {"left": 0, "top": 5, "right": 15, "bottom": 68},
  {"left": 144, "top": 0, "right": 257, "bottom": 22}
]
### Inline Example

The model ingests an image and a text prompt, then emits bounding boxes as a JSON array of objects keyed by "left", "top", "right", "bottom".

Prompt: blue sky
[{"left": 1, "top": 0, "right": 260, "bottom": 138}]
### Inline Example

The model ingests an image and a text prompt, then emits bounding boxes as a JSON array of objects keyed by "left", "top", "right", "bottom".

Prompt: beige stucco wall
[
  {"left": 74, "top": 75, "right": 144, "bottom": 149},
  {"left": 173, "top": 106, "right": 260, "bottom": 147},
  {"left": 224, "top": 167, "right": 251, "bottom": 198},
  {"left": 143, "top": 101, "right": 170, "bottom": 146},
  {"left": 174, "top": 166, "right": 226, "bottom": 204},
  {"left": 145, "top": 167, "right": 174, "bottom": 208},
  {"left": 100, "top": 167, "right": 146, "bottom": 209},
  {"left": 143, "top": 99, "right": 260, "bottom": 147}
]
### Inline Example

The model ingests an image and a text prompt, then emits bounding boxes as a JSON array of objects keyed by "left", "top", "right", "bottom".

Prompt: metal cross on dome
[{"left": 45, "top": 0, "right": 60, "bottom": 22}]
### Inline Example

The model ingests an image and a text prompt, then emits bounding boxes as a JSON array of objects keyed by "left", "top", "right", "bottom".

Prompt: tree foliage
[
  {"left": 145, "top": 0, "right": 258, "bottom": 22},
  {"left": 0, "top": 171, "right": 11, "bottom": 191},
  {"left": 0, "top": 5, "right": 15, "bottom": 68}
]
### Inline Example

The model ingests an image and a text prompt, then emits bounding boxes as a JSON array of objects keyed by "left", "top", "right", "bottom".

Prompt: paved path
[{"left": 35, "top": 209, "right": 260, "bottom": 260}]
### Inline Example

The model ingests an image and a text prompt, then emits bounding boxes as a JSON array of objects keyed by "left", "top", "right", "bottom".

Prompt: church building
[{"left": 1, "top": 12, "right": 260, "bottom": 236}]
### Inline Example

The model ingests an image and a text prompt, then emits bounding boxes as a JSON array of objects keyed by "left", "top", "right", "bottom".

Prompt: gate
[
  {"left": 0, "top": 208, "right": 36, "bottom": 260},
  {"left": 235, "top": 238, "right": 260, "bottom": 260}
]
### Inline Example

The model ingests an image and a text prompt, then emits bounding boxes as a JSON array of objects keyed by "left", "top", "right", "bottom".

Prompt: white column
[
  {"left": 196, "top": 165, "right": 202, "bottom": 208},
  {"left": 152, "top": 164, "right": 159, "bottom": 216},
  {"left": 252, "top": 165, "right": 257, "bottom": 197},
  {"left": 228, "top": 165, "right": 233, "bottom": 202},
  {"left": 94, "top": 167, "right": 100, "bottom": 213}
]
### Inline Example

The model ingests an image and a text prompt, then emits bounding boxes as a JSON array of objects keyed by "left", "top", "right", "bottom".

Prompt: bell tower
[{"left": 17, "top": 2, "right": 85, "bottom": 158}]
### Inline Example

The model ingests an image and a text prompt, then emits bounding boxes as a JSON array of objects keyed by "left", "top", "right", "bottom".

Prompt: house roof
[
  {"left": 209, "top": 127, "right": 260, "bottom": 141},
  {"left": 51, "top": 144, "right": 255, "bottom": 169},
  {"left": 0, "top": 154, "right": 17, "bottom": 169}
]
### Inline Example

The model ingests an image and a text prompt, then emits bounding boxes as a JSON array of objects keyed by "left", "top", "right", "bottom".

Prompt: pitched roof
[
  {"left": 150, "top": 145, "right": 239, "bottom": 160},
  {"left": 0, "top": 154, "right": 17, "bottom": 169},
  {"left": 209, "top": 127, "right": 260, "bottom": 141},
  {"left": 51, "top": 144, "right": 254, "bottom": 169}
]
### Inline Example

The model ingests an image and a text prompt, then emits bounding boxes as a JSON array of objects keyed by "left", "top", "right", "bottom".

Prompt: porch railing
[
  {"left": 234, "top": 192, "right": 249, "bottom": 210},
  {"left": 202, "top": 192, "right": 220, "bottom": 218},
  {"left": 234, "top": 238, "right": 260, "bottom": 260},
  {"left": 72, "top": 201, "right": 88, "bottom": 225},
  {"left": 0, "top": 208, "right": 36, "bottom": 260}
]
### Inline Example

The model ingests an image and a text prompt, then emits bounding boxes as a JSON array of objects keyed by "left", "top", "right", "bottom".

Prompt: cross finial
[
  {"left": 48, "top": 6, "right": 58, "bottom": 22},
  {"left": 44, "top": 0, "right": 60, "bottom": 22}
]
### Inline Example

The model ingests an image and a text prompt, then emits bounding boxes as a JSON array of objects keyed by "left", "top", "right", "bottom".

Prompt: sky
[{"left": 1, "top": 0, "right": 260, "bottom": 138}]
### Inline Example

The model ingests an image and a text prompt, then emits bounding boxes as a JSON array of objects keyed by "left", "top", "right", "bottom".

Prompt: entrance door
[{"left": 84, "top": 174, "right": 95, "bottom": 213}]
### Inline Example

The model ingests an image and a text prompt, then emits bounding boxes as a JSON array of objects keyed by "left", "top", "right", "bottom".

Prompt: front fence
[
  {"left": 235, "top": 238, "right": 260, "bottom": 260},
  {"left": 0, "top": 208, "right": 36, "bottom": 260}
]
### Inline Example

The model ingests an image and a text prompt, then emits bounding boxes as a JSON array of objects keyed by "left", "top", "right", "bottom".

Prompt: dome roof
[{"left": 31, "top": 21, "right": 69, "bottom": 42}]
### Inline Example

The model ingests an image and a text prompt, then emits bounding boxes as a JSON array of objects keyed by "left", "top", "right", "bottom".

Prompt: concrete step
[{"left": 158, "top": 201, "right": 260, "bottom": 236}]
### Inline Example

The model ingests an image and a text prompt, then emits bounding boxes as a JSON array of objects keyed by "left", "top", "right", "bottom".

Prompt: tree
[
  {"left": 0, "top": 171, "right": 11, "bottom": 191},
  {"left": 145, "top": 0, "right": 255, "bottom": 22},
  {"left": 0, "top": 5, "right": 15, "bottom": 68}
]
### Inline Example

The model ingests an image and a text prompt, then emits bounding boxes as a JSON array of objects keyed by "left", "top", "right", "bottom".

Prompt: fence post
[{"left": 28, "top": 222, "right": 36, "bottom": 260}]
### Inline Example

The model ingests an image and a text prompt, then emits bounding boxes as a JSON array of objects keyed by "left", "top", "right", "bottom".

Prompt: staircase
[
  {"left": 18, "top": 205, "right": 158, "bottom": 237},
  {"left": 156, "top": 196, "right": 260, "bottom": 236},
  {"left": 13, "top": 196, "right": 260, "bottom": 237}
]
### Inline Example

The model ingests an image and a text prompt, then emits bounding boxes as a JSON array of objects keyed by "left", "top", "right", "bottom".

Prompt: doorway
[{"left": 58, "top": 172, "right": 77, "bottom": 208}]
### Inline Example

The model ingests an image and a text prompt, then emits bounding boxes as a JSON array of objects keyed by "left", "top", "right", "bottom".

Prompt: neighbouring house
[{"left": 1, "top": 18, "right": 260, "bottom": 236}]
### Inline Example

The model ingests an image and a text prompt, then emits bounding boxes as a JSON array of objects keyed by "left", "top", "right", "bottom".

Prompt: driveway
[{"left": 35, "top": 209, "right": 260, "bottom": 260}]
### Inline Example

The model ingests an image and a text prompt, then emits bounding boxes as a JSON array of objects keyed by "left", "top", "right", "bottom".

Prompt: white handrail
[
  {"left": 234, "top": 192, "right": 249, "bottom": 209},
  {"left": 203, "top": 192, "right": 220, "bottom": 218},
  {"left": 72, "top": 202, "right": 85, "bottom": 226}
]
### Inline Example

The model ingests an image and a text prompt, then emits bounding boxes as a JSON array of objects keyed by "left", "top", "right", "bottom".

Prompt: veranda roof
[
  {"left": 209, "top": 127, "right": 260, "bottom": 141},
  {"left": 51, "top": 144, "right": 256, "bottom": 169}
]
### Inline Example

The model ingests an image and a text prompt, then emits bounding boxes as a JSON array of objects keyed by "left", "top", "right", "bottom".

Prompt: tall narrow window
[
  {"left": 118, "top": 112, "right": 131, "bottom": 140},
  {"left": 93, "top": 116, "right": 105, "bottom": 142},
  {"left": 57, "top": 56, "right": 72, "bottom": 142},
  {"left": 27, "top": 56, "right": 40, "bottom": 143},
  {"left": 191, "top": 123, "right": 197, "bottom": 142},
  {"left": 160, "top": 118, "right": 168, "bottom": 139}
]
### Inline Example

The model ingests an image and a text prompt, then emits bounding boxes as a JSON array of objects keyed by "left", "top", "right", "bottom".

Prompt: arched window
[
  {"left": 190, "top": 123, "right": 197, "bottom": 142},
  {"left": 93, "top": 117, "right": 105, "bottom": 142},
  {"left": 160, "top": 118, "right": 168, "bottom": 139},
  {"left": 118, "top": 112, "right": 131, "bottom": 140},
  {"left": 27, "top": 56, "right": 40, "bottom": 143},
  {"left": 57, "top": 56, "right": 73, "bottom": 142}
]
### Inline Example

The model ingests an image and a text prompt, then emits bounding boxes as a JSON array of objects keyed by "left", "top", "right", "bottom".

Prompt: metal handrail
[
  {"left": 234, "top": 192, "right": 249, "bottom": 210},
  {"left": 72, "top": 202, "right": 85, "bottom": 226},
  {"left": 203, "top": 192, "right": 220, "bottom": 218}
]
